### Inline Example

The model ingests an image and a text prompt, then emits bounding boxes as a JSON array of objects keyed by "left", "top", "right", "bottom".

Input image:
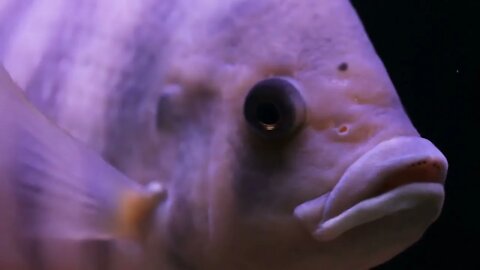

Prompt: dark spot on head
[{"left": 338, "top": 62, "right": 349, "bottom": 72}]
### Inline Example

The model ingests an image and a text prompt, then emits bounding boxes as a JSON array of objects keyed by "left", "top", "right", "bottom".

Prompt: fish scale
[
  {"left": 2, "top": 0, "right": 162, "bottom": 156},
  {"left": 0, "top": 1, "right": 448, "bottom": 269}
]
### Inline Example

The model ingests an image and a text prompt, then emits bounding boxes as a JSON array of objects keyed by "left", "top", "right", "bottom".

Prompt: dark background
[{"left": 350, "top": 0, "right": 479, "bottom": 269}]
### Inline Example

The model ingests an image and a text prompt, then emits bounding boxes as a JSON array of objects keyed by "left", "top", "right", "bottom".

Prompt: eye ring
[{"left": 243, "top": 77, "right": 306, "bottom": 139}]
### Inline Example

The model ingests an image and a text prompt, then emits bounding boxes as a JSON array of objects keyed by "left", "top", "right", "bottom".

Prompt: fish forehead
[
  {"left": 165, "top": 0, "right": 386, "bottom": 87},
  {"left": 165, "top": 0, "right": 407, "bottom": 134}
]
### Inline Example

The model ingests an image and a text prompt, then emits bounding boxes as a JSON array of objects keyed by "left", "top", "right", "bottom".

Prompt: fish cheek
[{"left": 232, "top": 132, "right": 299, "bottom": 214}]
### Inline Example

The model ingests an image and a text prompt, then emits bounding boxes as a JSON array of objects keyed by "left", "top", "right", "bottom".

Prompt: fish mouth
[{"left": 294, "top": 136, "right": 448, "bottom": 241}]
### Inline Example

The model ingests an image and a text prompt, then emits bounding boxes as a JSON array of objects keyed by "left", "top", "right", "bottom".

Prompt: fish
[{"left": 0, "top": 0, "right": 448, "bottom": 269}]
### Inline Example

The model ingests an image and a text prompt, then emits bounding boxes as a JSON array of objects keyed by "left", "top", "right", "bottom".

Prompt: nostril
[{"left": 338, "top": 125, "right": 349, "bottom": 135}]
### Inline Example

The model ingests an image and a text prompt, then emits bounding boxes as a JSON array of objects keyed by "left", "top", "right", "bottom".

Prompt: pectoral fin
[{"left": 0, "top": 66, "right": 165, "bottom": 268}]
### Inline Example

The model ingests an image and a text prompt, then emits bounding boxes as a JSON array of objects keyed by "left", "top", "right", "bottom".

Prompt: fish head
[{"left": 155, "top": 0, "right": 447, "bottom": 269}]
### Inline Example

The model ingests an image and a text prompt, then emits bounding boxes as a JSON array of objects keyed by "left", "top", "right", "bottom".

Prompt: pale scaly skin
[{"left": 0, "top": 0, "right": 447, "bottom": 269}]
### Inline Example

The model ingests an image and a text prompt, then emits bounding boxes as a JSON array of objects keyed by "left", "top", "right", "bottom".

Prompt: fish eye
[{"left": 243, "top": 78, "right": 306, "bottom": 139}]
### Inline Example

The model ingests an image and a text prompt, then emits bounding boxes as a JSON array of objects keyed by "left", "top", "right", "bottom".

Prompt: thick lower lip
[
  {"left": 312, "top": 182, "right": 444, "bottom": 241},
  {"left": 294, "top": 136, "right": 448, "bottom": 241}
]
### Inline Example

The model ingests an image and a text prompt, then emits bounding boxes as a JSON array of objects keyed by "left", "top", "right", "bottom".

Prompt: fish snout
[{"left": 294, "top": 136, "right": 447, "bottom": 241}]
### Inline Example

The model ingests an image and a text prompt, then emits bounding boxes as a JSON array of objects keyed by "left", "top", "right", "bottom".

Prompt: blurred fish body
[{"left": 0, "top": 0, "right": 447, "bottom": 269}]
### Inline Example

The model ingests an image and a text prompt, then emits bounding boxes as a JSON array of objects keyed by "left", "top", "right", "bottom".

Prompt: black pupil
[{"left": 256, "top": 102, "right": 280, "bottom": 127}]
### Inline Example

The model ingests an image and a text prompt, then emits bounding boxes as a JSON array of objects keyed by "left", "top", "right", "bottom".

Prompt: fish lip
[
  {"left": 294, "top": 136, "right": 448, "bottom": 240},
  {"left": 312, "top": 182, "right": 445, "bottom": 241}
]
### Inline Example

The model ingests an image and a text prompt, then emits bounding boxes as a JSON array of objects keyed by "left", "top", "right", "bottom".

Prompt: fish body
[{"left": 0, "top": 0, "right": 448, "bottom": 269}]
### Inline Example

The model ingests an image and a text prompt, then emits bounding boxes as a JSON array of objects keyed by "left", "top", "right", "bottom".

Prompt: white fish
[{"left": 0, "top": 0, "right": 447, "bottom": 269}]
